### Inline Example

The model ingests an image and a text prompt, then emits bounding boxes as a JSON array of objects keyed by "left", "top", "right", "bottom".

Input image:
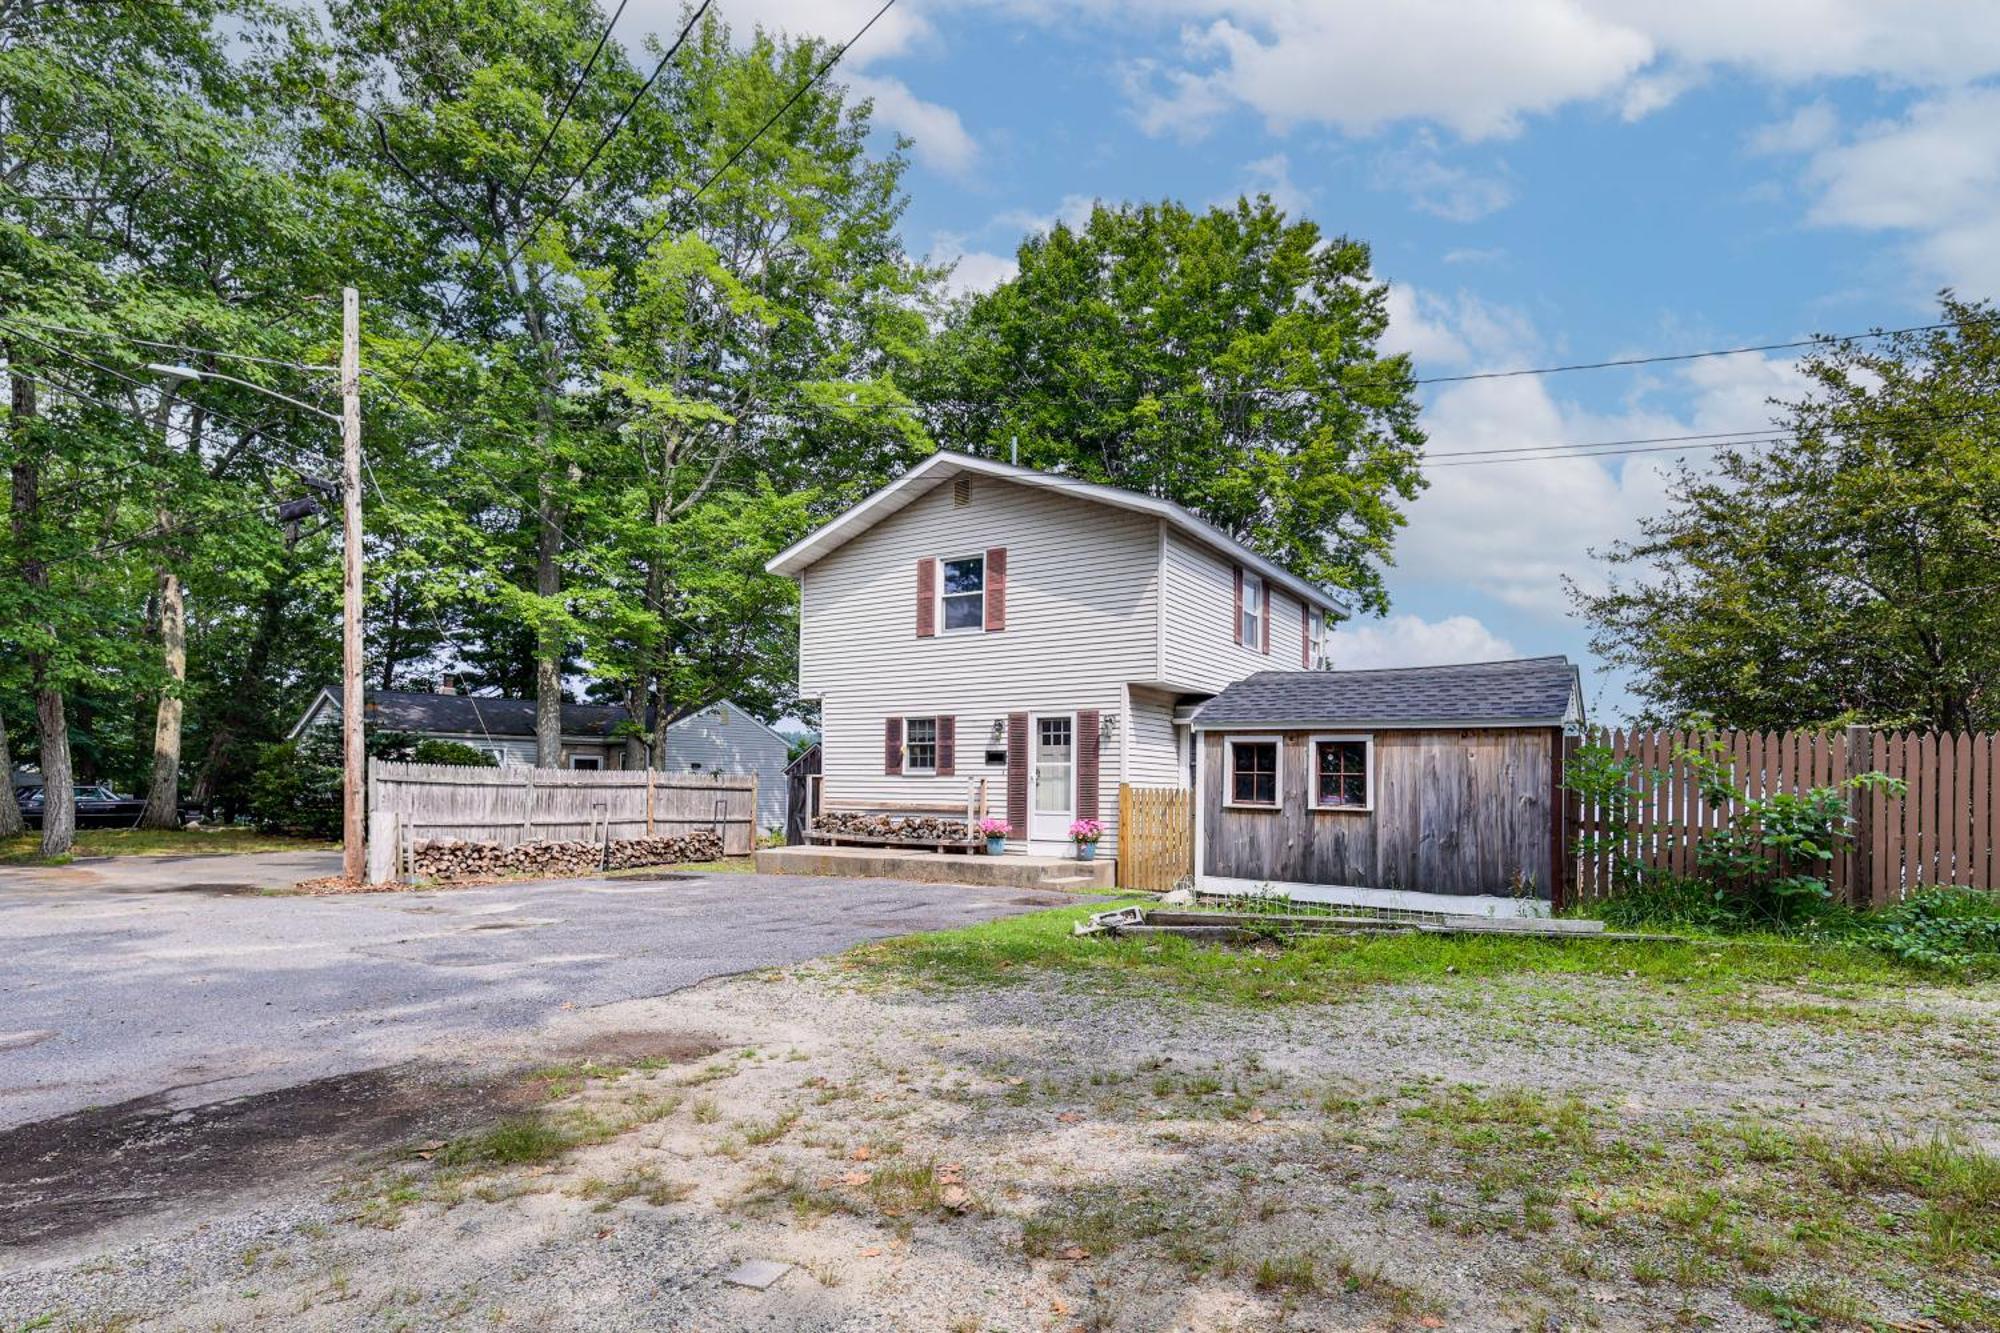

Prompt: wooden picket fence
[
  {"left": 366, "top": 760, "right": 756, "bottom": 883},
  {"left": 1564, "top": 727, "right": 2000, "bottom": 909},
  {"left": 1118, "top": 784, "right": 1193, "bottom": 891}
]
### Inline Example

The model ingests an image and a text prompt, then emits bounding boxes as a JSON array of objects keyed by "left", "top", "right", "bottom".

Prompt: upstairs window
[
  {"left": 1310, "top": 611, "right": 1333, "bottom": 670},
  {"left": 1226, "top": 737, "right": 1279, "bottom": 808},
  {"left": 1240, "top": 576, "right": 1264, "bottom": 648},
  {"left": 905, "top": 716, "right": 939, "bottom": 773},
  {"left": 940, "top": 555, "right": 985, "bottom": 631},
  {"left": 1311, "top": 736, "right": 1371, "bottom": 810}
]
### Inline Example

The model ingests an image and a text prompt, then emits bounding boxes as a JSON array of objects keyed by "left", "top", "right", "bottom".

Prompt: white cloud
[
  {"left": 846, "top": 73, "right": 980, "bottom": 176},
  {"left": 1239, "top": 153, "right": 1314, "bottom": 216},
  {"left": 1330, "top": 613, "right": 1517, "bottom": 670},
  {"left": 1796, "top": 86, "right": 2000, "bottom": 293},
  {"left": 1372, "top": 137, "right": 1515, "bottom": 221},
  {"left": 936, "top": 246, "right": 1019, "bottom": 298},
  {"left": 990, "top": 193, "right": 1099, "bottom": 237},
  {"left": 1086, "top": 2, "right": 2000, "bottom": 142},
  {"left": 1748, "top": 100, "right": 1838, "bottom": 156},
  {"left": 629, "top": 0, "right": 934, "bottom": 63},
  {"left": 1383, "top": 288, "right": 1813, "bottom": 619}
]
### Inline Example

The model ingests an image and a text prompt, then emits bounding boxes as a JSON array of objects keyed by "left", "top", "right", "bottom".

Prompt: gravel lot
[{"left": 7, "top": 938, "right": 1996, "bottom": 1332}]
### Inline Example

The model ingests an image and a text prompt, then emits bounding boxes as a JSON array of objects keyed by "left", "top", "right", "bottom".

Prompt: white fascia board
[
  {"left": 764, "top": 451, "right": 1350, "bottom": 617},
  {"left": 1191, "top": 716, "right": 1571, "bottom": 732}
]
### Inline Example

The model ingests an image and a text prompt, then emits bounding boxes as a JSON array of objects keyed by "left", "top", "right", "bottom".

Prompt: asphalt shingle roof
[
  {"left": 361, "top": 689, "right": 631, "bottom": 739},
  {"left": 1193, "top": 656, "right": 1580, "bottom": 729}
]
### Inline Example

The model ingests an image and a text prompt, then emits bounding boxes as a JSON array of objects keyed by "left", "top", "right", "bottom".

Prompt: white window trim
[
  {"left": 1307, "top": 733, "right": 1374, "bottom": 812},
  {"left": 1222, "top": 733, "right": 1283, "bottom": 810},
  {"left": 936, "top": 552, "right": 986, "bottom": 635},
  {"left": 1309, "top": 611, "right": 1332, "bottom": 671},
  {"left": 1240, "top": 574, "right": 1264, "bottom": 648},
  {"left": 903, "top": 714, "right": 940, "bottom": 775}
]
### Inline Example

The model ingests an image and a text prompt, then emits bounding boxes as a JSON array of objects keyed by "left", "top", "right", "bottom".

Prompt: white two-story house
[{"left": 765, "top": 451, "right": 1347, "bottom": 859}]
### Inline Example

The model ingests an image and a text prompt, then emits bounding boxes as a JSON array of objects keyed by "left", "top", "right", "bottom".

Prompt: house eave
[{"left": 764, "top": 450, "right": 1350, "bottom": 617}]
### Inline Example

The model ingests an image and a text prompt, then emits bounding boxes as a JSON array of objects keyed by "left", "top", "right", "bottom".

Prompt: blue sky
[{"left": 631, "top": 1, "right": 2000, "bottom": 720}]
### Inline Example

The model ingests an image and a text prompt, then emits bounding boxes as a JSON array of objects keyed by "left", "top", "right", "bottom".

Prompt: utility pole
[{"left": 340, "top": 287, "right": 365, "bottom": 881}]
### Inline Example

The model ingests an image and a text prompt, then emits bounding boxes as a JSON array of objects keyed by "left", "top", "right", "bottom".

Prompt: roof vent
[{"left": 952, "top": 476, "right": 972, "bottom": 508}]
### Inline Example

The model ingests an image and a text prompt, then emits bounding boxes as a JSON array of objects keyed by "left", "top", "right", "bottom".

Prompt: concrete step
[{"left": 755, "top": 843, "right": 1118, "bottom": 890}]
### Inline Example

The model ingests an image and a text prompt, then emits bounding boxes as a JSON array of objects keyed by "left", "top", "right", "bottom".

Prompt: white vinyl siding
[
  {"left": 800, "top": 477, "right": 1159, "bottom": 854},
  {"left": 1125, "top": 686, "right": 1185, "bottom": 789},
  {"left": 1160, "top": 531, "right": 1312, "bottom": 691}
]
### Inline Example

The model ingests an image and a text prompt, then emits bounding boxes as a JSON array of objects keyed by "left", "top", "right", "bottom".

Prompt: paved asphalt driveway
[{"left": 0, "top": 855, "right": 1083, "bottom": 1131}]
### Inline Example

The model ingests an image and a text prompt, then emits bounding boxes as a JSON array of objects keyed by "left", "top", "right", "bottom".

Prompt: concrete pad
[
  {"left": 755, "top": 843, "right": 1117, "bottom": 890},
  {"left": 721, "top": 1259, "right": 791, "bottom": 1290}
]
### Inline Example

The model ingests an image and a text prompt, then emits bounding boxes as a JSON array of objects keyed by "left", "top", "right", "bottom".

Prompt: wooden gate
[{"left": 1118, "top": 784, "right": 1192, "bottom": 891}]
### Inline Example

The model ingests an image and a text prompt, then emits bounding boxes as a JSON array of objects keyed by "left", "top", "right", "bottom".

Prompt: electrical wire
[
  {"left": 634, "top": 0, "right": 895, "bottom": 253},
  {"left": 0, "top": 314, "right": 336, "bottom": 376},
  {"left": 1411, "top": 314, "right": 2000, "bottom": 386}
]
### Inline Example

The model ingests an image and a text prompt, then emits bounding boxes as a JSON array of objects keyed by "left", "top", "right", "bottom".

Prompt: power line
[
  {"left": 513, "top": 0, "right": 634, "bottom": 203},
  {"left": 1411, "top": 316, "right": 1995, "bottom": 386},
  {"left": 1426, "top": 437, "right": 1788, "bottom": 469},
  {"left": 1422, "top": 401, "right": 1995, "bottom": 464},
  {"left": 635, "top": 0, "right": 895, "bottom": 253},
  {"left": 0, "top": 314, "right": 335, "bottom": 376},
  {"left": 387, "top": 0, "right": 713, "bottom": 384}
]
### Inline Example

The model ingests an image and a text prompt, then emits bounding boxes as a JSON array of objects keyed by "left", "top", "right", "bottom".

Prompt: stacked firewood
[
  {"left": 412, "top": 830, "right": 727, "bottom": 880},
  {"left": 813, "top": 811, "right": 972, "bottom": 841},
  {"left": 605, "top": 831, "right": 724, "bottom": 868}
]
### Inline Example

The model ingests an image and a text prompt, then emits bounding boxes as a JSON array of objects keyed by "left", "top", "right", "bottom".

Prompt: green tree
[
  {"left": 918, "top": 196, "right": 1426, "bottom": 609},
  {"left": 1574, "top": 295, "right": 2000, "bottom": 731}
]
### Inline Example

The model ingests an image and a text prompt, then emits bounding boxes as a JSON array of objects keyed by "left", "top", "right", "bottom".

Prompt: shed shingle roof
[{"left": 1193, "top": 656, "right": 1580, "bottom": 729}]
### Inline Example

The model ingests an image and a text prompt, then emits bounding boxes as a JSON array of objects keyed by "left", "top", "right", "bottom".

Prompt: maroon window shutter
[
  {"left": 1232, "top": 566, "right": 1243, "bottom": 644},
  {"left": 1301, "top": 609, "right": 1312, "bottom": 668},
  {"left": 937, "top": 716, "right": 956, "bottom": 777},
  {"left": 884, "top": 717, "right": 903, "bottom": 775},
  {"left": 1076, "top": 709, "right": 1100, "bottom": 821},
  {"left": 1006, "top": 712, "right": 1029, "bottom": 837},
  {"left": 915, "top": 558, "right": 936, "bottom": 637},
  {"left": 1262, "top": 592, "right": 1272, "bottom": 655},
  {"left": 984, "top": 547, "right": 1007, "bottom": 631}
]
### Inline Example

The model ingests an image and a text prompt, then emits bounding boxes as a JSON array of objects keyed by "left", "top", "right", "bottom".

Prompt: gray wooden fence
[{"left": 366, "top": 761, "right": 756, "bottom": 883}]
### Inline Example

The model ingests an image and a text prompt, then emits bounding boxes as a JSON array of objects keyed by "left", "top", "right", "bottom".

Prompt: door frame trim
[{"left": 1027, "top": 710, "right": 1078, "bottom": 847}]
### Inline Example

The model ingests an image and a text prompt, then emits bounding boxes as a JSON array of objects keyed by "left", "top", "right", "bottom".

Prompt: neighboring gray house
[
  {"left": 289, "top": 688, "right": 791, "bottom": 835},
  {"left": 765, "top": 451, "right": 1349, "bottom": 857}
]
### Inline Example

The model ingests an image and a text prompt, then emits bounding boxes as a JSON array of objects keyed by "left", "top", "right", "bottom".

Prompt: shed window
[
  {"left": 569, "top": 754, "right": 602, "bottom": 771},
  {"left": 905, "top": 716, "right": 939, "bottom": 773},
  {"left": 1227, "top": 738, "right": 1279, "bottom": 807},
  {"left": 1311, "top": 736, "right": 1372, "bottom": 810},
  {"left": 940, "top": 556, "right": 985, "bottom": 631},
  {"left": 1240, "top": 576, "right": 1264, "bottom": 647}
]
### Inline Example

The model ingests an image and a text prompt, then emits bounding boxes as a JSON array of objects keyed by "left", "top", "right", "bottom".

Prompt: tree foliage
[
  {"left": 1574, "top": 295, "right": 2000, "bottom": 731},
  {"left": 918, "top": 197, "right": 1426, "bottom": 609}
]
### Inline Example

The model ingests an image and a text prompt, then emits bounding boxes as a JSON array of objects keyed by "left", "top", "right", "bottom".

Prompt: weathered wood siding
[{"left": 1201, "top": 728, "right": 1555, "bottom": 898}]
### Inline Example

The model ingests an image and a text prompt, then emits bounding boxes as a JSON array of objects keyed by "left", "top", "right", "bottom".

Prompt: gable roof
[
  {"left": 287, "top": 688, "right": 778, "bottom": 745},
  {"left": 764, "top": 450, "right": 1350, "bottom": 616},
  {"left": 1192, "top": 656, "right": 1583, "bottom": 730}
]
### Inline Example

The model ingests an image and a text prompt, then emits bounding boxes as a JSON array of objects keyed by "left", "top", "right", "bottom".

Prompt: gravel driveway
[{"left": 0, "top": 857, "right": 1084, "bottom": 1132}]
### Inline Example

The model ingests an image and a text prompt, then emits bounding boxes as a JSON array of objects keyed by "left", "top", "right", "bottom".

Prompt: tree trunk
[
  {"left": 138, "top": 563, "right": 186, "bottom": 827},
  {"left": 35, "top": 688, "right": 73, "bottom": 856},
  {"left": 534, "top": 470, "right": 563, "bottom": 766},
  {"left": 0, "top": 709, "right": 23, "bottom": 838},
  {"left": 190, "top": 556, "right": 291, "bottom": 809},
  {"left": 8, "top": 357, "right": 74, "bottom": 855}
]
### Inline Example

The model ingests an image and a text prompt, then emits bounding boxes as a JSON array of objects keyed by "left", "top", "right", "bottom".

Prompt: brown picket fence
[{"left": 1563, "top": 728, "right": 2000, "bottom": 909}]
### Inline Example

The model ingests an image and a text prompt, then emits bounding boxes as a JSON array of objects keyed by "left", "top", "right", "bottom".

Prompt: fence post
[
  {"left": 1845, "top": 725, "right": 1873, "bottom": 908},
  {"left": 645, "top": 764, "right": 655, "bottom": 838},
  {"left": 1118, "top": 784, "right": 1132, "bottom": 887}
]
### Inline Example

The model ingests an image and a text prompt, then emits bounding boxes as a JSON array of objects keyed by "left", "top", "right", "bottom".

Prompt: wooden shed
[{"left": 1192, "top": 657, "right": 1583, "bottom": 917}]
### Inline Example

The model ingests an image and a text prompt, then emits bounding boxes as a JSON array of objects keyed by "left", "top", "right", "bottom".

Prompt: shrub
[
  {"left": 409, "top": 739, "right": 497, "bottom": 767},
  {"left": 1860, "top": 887, "right": 2000, "bottom": 970},
  {"left": 248, "top": 726, "right": 344, "bottom": 839}
]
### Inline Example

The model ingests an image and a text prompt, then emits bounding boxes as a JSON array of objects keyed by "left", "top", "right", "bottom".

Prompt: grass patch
[
  {"left": 849, "top": 902, "right": 1937, "bottom": 1008},
  {"left": 0, "top": 826, "right": 333, "bottom": 865},
  {"left": 602, "top": 857, "right": 756, "bottom": 878}
]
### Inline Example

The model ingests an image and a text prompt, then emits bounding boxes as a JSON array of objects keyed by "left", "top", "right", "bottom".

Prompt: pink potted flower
[
  {"left": 1068, "top": 818, "right": 1103, "bottom": 861},
  {"left": 977, "top": 817, "right": 1011, "bottom": 854}
]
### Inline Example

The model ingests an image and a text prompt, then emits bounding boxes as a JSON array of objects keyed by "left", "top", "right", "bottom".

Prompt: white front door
[{"left": 1030, "top": 714, "right": 1075, "bottom": 844}]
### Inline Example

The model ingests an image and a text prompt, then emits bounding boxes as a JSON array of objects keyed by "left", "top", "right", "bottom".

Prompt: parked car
[{"left": 16, "top": 784, "right": 199, "bottom": 829}]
